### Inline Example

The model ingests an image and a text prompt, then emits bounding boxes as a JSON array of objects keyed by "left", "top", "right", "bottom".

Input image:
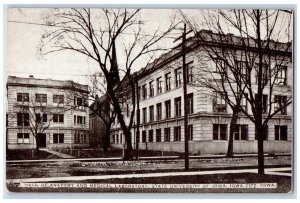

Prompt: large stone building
[
  {"left": 6, "top": 76, "right": 90, "bottom": 150},
  {"left": 110, "top": 30, "right": 292, "bottom": 155}
]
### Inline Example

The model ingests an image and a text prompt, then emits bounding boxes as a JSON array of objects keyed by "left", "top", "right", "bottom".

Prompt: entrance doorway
[{"left": 37, "top": 133, "right": 46, "bottom": 148}]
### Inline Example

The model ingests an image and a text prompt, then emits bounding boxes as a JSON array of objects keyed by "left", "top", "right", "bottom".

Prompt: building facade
[
  {"left": 110, "top": 30, "right": 292, "bottom": 155},
  {"left": 89, "top": 95, "right": 110, "bottom": 148},
  {"left": 89, "top": 111, "right": 106, "bottom": 148},
  {"left": 6, "top": 76, "right": 90, "bottom": 150}
]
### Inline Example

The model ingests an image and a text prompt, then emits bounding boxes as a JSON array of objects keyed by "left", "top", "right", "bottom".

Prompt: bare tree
[
  {"left": 181, "top": 9, "right": 292, "bottom": 174},
  {"left": 40, "top": 9, "right": 177, "bottom": 160},
  {"left": 14, "top": 94, "right": 73, "bottom": 154}
]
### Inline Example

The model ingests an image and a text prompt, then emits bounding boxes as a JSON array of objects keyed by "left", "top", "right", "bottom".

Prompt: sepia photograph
[{"left": 4, "top": 6, "right": 293, "bottom": 194}]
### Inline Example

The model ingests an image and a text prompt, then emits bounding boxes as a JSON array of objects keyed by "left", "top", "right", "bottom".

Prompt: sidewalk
[
  {"left": 7, "top": 167, "right": 292, "bottom": 184},
  {"left": 6, "top": 153, "right": 291, "bottom": 164},
  {"left": 40, "top": 149, "right": 75, "bottom": 159}
]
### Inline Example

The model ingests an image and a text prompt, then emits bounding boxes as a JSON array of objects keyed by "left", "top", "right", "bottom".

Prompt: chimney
[{"left": 29, "top": 75, "right": 34, "bottom": 78}]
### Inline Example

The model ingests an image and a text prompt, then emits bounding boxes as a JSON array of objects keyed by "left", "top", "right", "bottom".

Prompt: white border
[{"left": 1, "top": 0, "right": 299, "bottom": 202}]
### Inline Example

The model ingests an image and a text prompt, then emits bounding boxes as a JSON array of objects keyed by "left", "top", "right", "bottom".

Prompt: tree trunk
[
  {"left": 35, "top": 136, "right": 40, "bottom": 156},
  {"left": 107, "top": 83, "right": 134, "bottom": 160},
  {"left": 103, "top": 125, "right": 111, "bottom": 152},
  {"left": 123, "top": 129, "right": 134, "bottom": 160},
  {"left": 227, "top": 109, "right": 239, "bottom": 157},
  {"left": 257, "top": 124, "right": 265, "bottom": 175},
  {"left": 256, "top": 10, "right": 265, "bottom": 175}
]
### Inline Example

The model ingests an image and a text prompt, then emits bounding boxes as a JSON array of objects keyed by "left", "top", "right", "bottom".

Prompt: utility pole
[
  {"left": 182, "top": 24, "right": 189, "bottom": 171},
  {"left": 135, "top": 80, "right": 140, "bottom": 159}
]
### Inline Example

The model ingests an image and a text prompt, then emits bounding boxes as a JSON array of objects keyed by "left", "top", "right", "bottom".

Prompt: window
[
  {"left": 156, "top": 77, "right": 162, "bottom": 94},
  {"left": 142, "top": 107, "right": 147, "bottom": 123},
  {"left": 255, "top": 94, "right": 268, "bottom": 114},
  {"left": 43, "top": 114, "right": 47, "bottom": 122},
  {"left": 188, "top": 124, "right": 193, "bottom": 141},
  {"left": 53, "top": 95, "right": 64, "bottom": 104},
  {"left": 53, "top": 114, "right": 64, "bottom": 123},
  {"left": 83, "top": 133, "right": 88, "bottom": 144},
  {"left": 214, "top": 59, "right": 227, "bottom": 73},
  {"left": 137, "top": 86, "right": 141, "bottom": 100},
  {"left": 142, "top": 84, "right": 147, "bottom": 100},
  {"left": 241, "top": 94, "right": 248, "bottom": 112},
  {"left": 136, "top": 109, "right": 140, "bottom": 124},
  {"left": 17, "top": 133, "right": 30, "bottom": 144},
  {"left": 17, "top": 93, "right": 29, "bottom": 102},
  {"left": 36, "top": 94, "right": 47, "bottom": 103},
  {"left": 156, "top": 103, "right": 162, "bottom": 120},
  {"left": 74, "top": 115, "right": 76, "bottom": 124},
  {"left": 213, "top": 124, "right": 227, "bottom": 140},
  {"left": 112, "top": 134, "right": 115, "bottom": 144},
  {"left": 187, "top": 93, "right": 194, "bottom": 114},
  {"left": 35, "top": 114, "right": 47, "bottom": 123},
  {"left": 74, "top": 97, "right": 83, "bottom": 106},
  {"left": 164, "top": 128, "right": 170, "bottom": 142},
  {"left": 174, "top": 97, "right": 181, "bottom": 117},
  {"left": 255, "top": 125, "right": 268, "bottom": 140},
  {"left": 165, "top": 100, "right": 171, "bottom": 119},
  {"left": 156, "top": 129, "right": 161, "bottom": 142},
  {"left": 116, "top": 134, "right": 119, "bottom": 143},
  {"left": 149, "top": 130, "right": 153, "bottom": 142},
  {"left": 213, "top": 92, "right": 226, "bottom": 112},
  {"left": 75, "top": 132, "right": 88, "bottom": 144},
  {"left": 80, "top": 132, "right": 87, "bottom": 144},
  {"left": 149, "top": 81, "right": 154, "bottom": 97},
  {"left": 76, "top": 116, "right": 84, "bottom": 124},
  {"left": 255, "top": 63, "right": 269, "bottom": 86},
  {"left": 275, "top": 65, "right": 287, "bottom": 85},
  {"left": 142, "top": 131, "right": 147, "bottom": 142},
  {"left": 165, "top": 72, "right": 171, "bottom": 91},
  {"left": 126, "top": 104, "right": 129, "bottom": 117},
  {"left": 36, "top": 114, "right": 41, "bottom": 123},
  {"left": 233, "top": 124, "right": 248, "bottom": 140},
  {"left": 186, "top": 62, "right": 193, "bottom": 83},
  {"left": 175, "top": 68, "right": 182, "bottom": 88},
  {"left": 236, "top": 60, "right": 247, "bottom": 78},
  {"left": 53, "top": 133, "right": 64, "bottom": 143},
  {"left": 149, "top": 106, "right": 154, "bottom": 122},
  {"left": 174, "top": 126, "right": 181, "bottom": 141},
  {"left": 274, "top": 95, "right": 287, "bottom": 114},
  {"left": 275, "top": 125, "right": 288, "bottom": 141},
  {"left": 17, "top": 113, "right": 29, "bottom": 126}
]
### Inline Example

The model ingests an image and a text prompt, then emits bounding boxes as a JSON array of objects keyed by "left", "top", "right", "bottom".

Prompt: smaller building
[
  {"left": 89, "top": 95, "right": 113, "bottom": 149},
  {"left": 6, "top": 75, "right": 90, "bottom": 150}
]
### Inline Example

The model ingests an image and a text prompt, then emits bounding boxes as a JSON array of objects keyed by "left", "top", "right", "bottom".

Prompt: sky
[
  {"left": 6, "top": 8, "right": 180, "bottom": 86},
  {"left": 6, "top": 8, "right": 293, "bottom": 88}
]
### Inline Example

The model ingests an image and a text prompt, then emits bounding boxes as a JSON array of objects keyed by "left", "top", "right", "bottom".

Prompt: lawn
[
  {"left": 6, "top": 149, "right": 60, "bottom": 160},
  {"left": 54, "top": 148, "right": 183, "bottom": 158},
  {"left": 56, "top": 148, "right": 124, "bottom": 158}
]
